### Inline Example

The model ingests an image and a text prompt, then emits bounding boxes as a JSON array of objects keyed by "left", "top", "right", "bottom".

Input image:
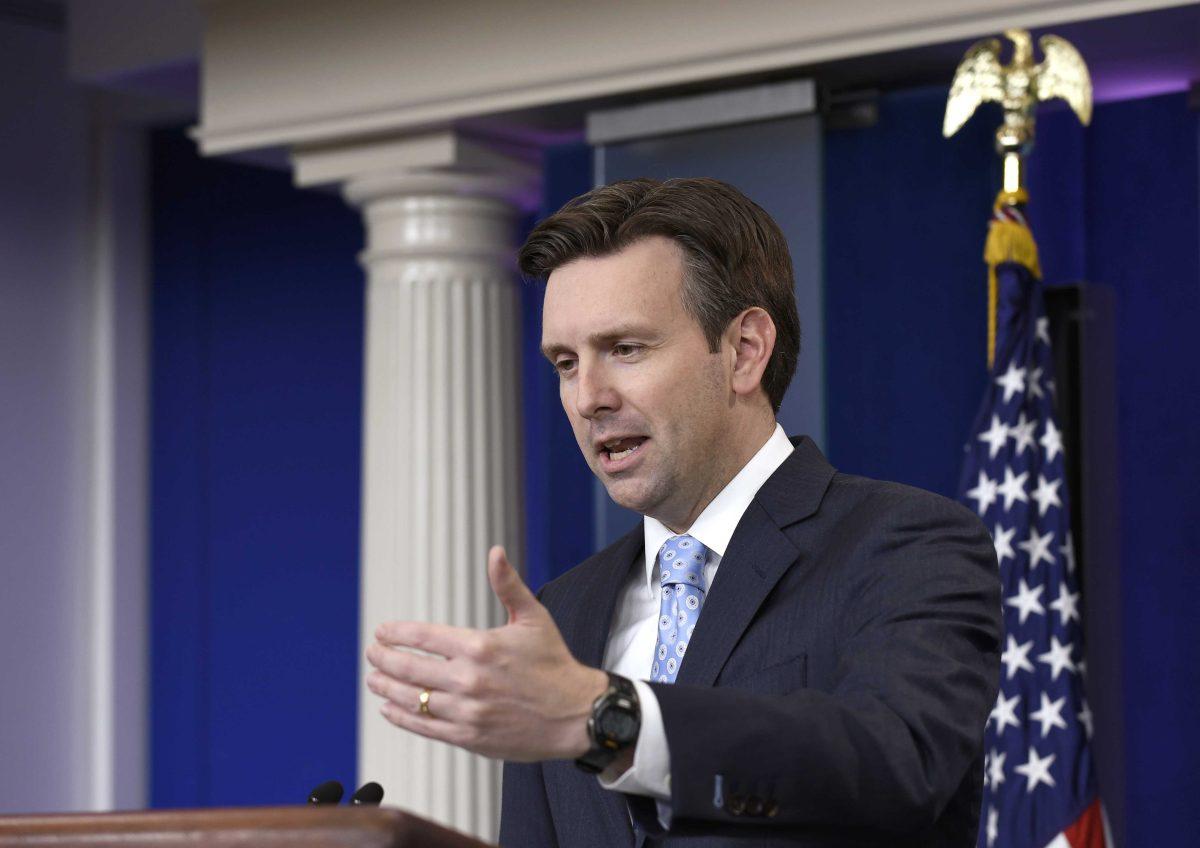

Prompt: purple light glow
[{"left": 1093, "top": 74, "right": 1192, "bottom": 104}]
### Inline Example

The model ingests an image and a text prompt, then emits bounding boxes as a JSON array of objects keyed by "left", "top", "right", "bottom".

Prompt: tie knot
[{"left": 658, "top": 535, "right": 709, "bottom": 590}]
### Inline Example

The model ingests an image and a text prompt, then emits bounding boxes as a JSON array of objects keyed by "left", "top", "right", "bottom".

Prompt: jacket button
[
  {"left": 765, "top": 800, "right": 780, "bottom": 818},
  {"left": 726, "top": 794, "right": 745, "bottom": 815},
  {"left": 746, "top": 796, "right": 764, "bottom": 816}
]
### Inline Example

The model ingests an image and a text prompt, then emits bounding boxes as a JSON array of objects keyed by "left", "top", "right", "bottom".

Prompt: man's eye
[
  {"left": 613, "top": 344, "right": 641, "bottom": 357},
  {"left": 554, "top": 359, "right": 576, "bottom": 374}
]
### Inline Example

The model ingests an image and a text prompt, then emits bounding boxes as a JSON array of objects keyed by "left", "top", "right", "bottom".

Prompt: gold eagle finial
[{"left": 944, "top": 28, "right": 1092, "bottom": 160}]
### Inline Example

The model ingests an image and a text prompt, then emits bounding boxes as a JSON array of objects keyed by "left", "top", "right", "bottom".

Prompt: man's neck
[{"left": 658, "top": 416, "right": 778, "bottom": 534}]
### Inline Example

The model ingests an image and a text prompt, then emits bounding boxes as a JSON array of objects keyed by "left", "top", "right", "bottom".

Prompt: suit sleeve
[
  {"left": 498, "top": 583, "right": 560, "bottom": 847},
  {"left": 645, "top": 493, "right": 1001, "bottom": 836},
  {"left": 499, "top": 759, "right": 559, "bottom": 847}
]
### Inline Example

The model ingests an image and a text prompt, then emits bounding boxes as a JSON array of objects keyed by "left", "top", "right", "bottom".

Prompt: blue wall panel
[
  {"left": 824, "top": 87, "right": 995, "bottom": 496},
  {"left": 1083, "top": 93, "right": 1200, "bottom": 844},
  {"left": 150, "top": 129, "right": 364, "bottom": 806},
  {"left": 521, "top": 142, "right": 597, "bottom": 590}
]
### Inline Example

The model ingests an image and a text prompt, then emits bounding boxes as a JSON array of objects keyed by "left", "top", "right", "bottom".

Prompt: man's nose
[{"left": 574, "top": 361, "right": 620, "bottom": 419}]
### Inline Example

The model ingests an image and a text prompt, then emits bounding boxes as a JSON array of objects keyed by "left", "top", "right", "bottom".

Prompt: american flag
[{"left": 958, "top": 203, "right": 1107, "bottom": 848}]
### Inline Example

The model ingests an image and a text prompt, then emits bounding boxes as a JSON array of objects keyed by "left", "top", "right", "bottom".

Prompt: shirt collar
[{"left": 642, "top": 424, "right": 794, "bottom": 594}]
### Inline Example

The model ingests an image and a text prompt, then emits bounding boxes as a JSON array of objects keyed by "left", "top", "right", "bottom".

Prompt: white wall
[{"left": 0, "top": 17, "right": 148, "bottom": 814}]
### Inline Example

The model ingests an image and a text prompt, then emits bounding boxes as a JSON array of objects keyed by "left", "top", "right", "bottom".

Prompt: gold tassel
[{"left": 983, "top": 194, "right": 1041, "bottom": 368}]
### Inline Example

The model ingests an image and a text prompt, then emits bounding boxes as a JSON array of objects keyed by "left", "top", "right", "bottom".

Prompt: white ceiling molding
[{"left": 193, "top": 0, "right": 1191, "bottom": 156}]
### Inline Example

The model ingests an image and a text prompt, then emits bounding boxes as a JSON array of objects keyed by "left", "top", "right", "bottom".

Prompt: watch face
[{"left": 599, "top": 707, "right": 638, "bottom": 742}]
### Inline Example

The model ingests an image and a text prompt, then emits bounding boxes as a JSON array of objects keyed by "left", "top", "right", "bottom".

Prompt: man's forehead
[{"left": 542, "top": 237, "right": 684, "bottom": 316}]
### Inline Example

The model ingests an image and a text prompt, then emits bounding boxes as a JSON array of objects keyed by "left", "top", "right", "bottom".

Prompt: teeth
[{"left": 609, "top": 443, "right": 640, "bottom": 461}]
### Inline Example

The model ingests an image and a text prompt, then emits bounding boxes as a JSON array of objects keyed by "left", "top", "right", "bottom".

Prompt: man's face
[{"left": 540, "top": 236, "right": 736, "bottom": 527}]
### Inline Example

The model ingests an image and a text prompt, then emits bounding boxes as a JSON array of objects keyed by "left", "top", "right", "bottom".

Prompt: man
[{"left": 365, "top": 178, "right": 1001, "bottom": 846}]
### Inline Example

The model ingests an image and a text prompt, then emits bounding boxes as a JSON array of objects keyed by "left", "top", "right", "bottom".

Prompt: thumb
[{"left": 487, "top": 545, "right": 539, "bottom": 623}]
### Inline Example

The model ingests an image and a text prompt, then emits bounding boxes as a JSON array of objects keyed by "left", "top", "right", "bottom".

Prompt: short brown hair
[{"left": 518, "top": 177, "right": 800, "bottom": 413}]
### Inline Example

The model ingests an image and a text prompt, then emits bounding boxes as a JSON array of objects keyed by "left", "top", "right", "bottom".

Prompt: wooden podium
[{"left": 0, "top": 807, "right": 497, "bottom": 847}]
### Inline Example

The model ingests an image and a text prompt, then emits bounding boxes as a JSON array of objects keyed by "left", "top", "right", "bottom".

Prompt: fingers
[
  {"left": 487, "top": 545, "right": 538, "bottom": 622},
  {"left": 365, "top": 642, "right": 460, "bottom": 693},
  {"left": 367, "top": 673, "right": 474, "bottom": 747},
  {"left": 375, "top": 620, "right": 486, "bottom": 659},
  {"left": 367, "top": 672, "right": 460, "bottom": 722}
]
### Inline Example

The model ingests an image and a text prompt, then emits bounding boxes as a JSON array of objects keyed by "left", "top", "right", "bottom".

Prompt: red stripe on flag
[{"left": 1064, "top": 799, "right": 1106, "bottom": 848}]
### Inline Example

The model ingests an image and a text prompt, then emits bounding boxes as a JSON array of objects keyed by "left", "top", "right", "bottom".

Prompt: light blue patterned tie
[{"left": 651, "top": 534, "right": 710, "bottom": 684}]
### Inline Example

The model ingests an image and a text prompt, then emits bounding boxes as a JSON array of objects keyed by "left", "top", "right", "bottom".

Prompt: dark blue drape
[
  {"left": 1080, "top": 93, "right": 1200, "bottom": 845},
  {"left": 521, "top": 141, "right": 596, "bottom": 591},
  {"left": 150, "top": 129, "right": 364, "bottom": 806},
  {"left": 824, "top": 86, "right": 997, "bottom": 496}
]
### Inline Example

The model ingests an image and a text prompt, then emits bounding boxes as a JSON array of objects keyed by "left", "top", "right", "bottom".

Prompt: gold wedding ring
[{"left": 418, "top": 688, "right": 432, "bottom": 716}]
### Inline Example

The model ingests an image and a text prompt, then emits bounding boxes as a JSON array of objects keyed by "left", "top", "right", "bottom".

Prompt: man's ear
[{"left": 726, "top": 307, "right": 776, "bottom": 400}]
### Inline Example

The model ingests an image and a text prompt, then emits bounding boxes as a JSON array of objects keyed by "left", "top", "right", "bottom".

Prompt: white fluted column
[{"left": 345, "top": 170, "right": 528, "bottom": 840}]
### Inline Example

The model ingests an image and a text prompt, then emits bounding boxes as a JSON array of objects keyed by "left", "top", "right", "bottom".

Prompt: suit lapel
[
  {"left": 675, "top": 437, "right": 836, "bottom": 688},
  {"left": 560, "top": 527, "right": 643, "bottom": 668}
]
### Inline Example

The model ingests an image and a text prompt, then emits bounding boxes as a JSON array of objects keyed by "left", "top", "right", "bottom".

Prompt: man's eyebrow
[{"left": 540, "top": 325, "right": 658, "bottom": 360}]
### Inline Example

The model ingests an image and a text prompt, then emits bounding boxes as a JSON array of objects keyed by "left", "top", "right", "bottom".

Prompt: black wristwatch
[{"left": 575, "top": 673, "right": 641, "bottom": 774}]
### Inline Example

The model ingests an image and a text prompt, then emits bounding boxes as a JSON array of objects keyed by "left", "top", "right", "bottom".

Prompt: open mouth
[{"left": 601, "top": 436, "right": 648, "bottom": 462}]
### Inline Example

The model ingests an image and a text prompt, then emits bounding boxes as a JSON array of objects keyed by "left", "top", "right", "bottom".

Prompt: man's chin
[{"left": 600, "top": 477, "right": 662, "bottom": 516}]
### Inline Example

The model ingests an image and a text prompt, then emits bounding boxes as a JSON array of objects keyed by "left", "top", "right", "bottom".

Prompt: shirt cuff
[{"left": 596, "top": 679, "right": 671, "bottom": 802}]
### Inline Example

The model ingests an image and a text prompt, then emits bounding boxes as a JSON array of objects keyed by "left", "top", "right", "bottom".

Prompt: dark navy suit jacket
[{"left": 500, "top": 438, "right": 1001, "bottom": 847}]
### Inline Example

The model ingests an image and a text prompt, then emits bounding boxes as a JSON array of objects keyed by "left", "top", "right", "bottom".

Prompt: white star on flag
[
  {"left": 1060, "top": 534, "right": 1076, "bottom": 573},
  {"left": 988, "top": 749, "right": 1007, "bottom": 790},
  {"left": 1001, "top": 634, "right": 1035, "bottom": 680},
  {"left": 1006, "top": 578, "right": 1045, "bottom": 624},
  {"left": 993, "top": 524, "right": 1016, "bottom": 566},
  {"left": 1040, "top": 418, "right": 1064, "bottom": 462},
  {"left": 1009, "top": 412, "right": 1038, "bottom": 456},
  {"left": 989, "top": 691, "right": 1021, "bottom": 736},
  {"left": 966, "top": 471, "right": 999, "bottom": 515},
  {"left": 1036, "top": 316, "right": 1051, "bottom": 346},
  {"left": 1050, "top": 585, "right": 1081, "bottom": 625},
  {"left": 1038, "top": 635, "right": 1077, "bottom": 681},
  {"left": 1030, "top": 692, "right": 1068, "bottom": 737},
  {"left": 1031, "top": 474, "right": 1063, "bottom": 516},
  {"left": 1018, "top": 526, "right": 1055, "bottom": 569},
  {"left": 995, "top": 363, "right": 1027, "bottom": 403},
  {"left": 1015, "top": 746, "right": 1057, "bottom": 792},
  {"left": 1027, "top": 366, "right": 1045, "bottom": 399},
  {"left": 998, "top": 467, "right": 1030, "bottom": 511},
  {"left": 1078, "top": 700, "right": 1094, "bottom": 739},
  {"left": 977, "top": 415, "right": 1009, "bottom": 459}
]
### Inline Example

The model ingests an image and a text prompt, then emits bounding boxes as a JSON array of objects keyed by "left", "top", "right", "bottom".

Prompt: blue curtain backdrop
[
  {"left": 823, "top": 87, "right": 997, "bottom": 495},
  {"left": 150, "top": 129, "right": 364, "bottom": 806},
  {"left": 521, "top": 142, "right": 595, "bottom": 592},
  {"left": 1077, "top": 93, "right": 1199, "bottom": 845}
]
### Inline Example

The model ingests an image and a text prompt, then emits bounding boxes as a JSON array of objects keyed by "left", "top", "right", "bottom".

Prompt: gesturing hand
[{"left": 365, "top": 546, "right": 609, "bottom": 762}]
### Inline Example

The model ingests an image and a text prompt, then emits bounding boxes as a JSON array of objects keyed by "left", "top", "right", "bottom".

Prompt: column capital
[{"left": 291, "top": 128, "right": 541, "bottom": 211}]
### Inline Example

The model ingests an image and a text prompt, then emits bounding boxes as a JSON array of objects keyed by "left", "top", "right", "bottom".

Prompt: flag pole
[
  {"left": 949, "top": 27, "right": 1110, "bottom": 848},
  {"left": 942, "top": 28, "right": 1092, "bottom": 367}
]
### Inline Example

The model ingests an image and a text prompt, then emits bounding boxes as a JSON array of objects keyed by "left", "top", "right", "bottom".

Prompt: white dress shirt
[{"left": 597, "top": 424, "right": 795, "bottom": 806}]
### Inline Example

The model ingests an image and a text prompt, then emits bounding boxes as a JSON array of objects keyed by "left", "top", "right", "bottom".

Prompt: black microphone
[
  {"left": 308, "top": 779, "right": 344, "bottom": 805},
  {"left": 350, "top": 781, "right": 385, "bottom": 806}
]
